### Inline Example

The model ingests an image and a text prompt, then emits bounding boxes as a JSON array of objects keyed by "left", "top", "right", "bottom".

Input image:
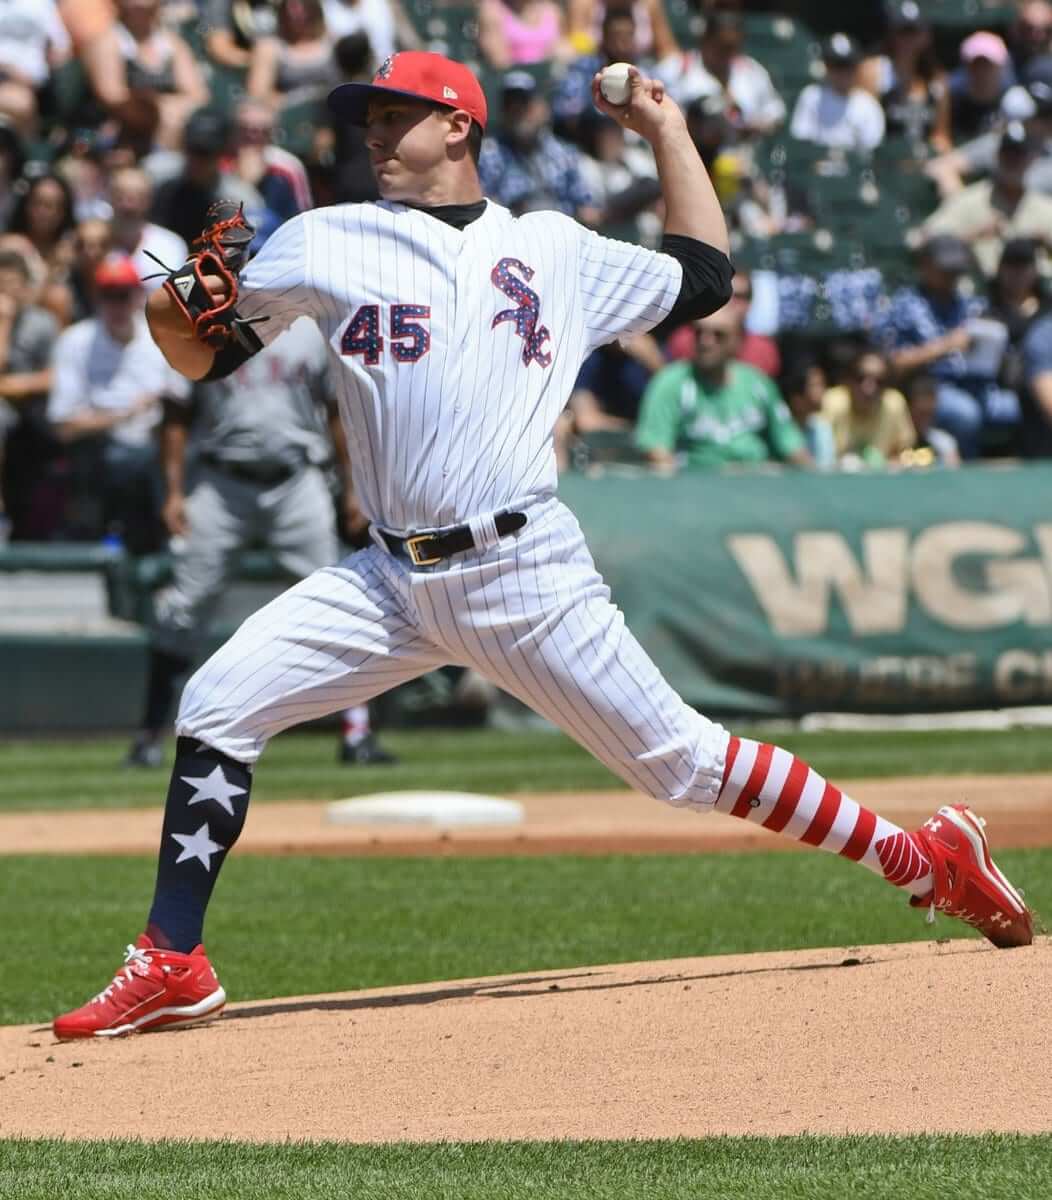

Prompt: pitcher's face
[{"left": 365, "top": 99, "right": 456, "bottom": 199}]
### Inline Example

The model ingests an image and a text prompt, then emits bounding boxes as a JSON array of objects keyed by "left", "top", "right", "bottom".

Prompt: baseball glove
[{"left": 159, "top": 201, "right": 261, "bottom": 349}]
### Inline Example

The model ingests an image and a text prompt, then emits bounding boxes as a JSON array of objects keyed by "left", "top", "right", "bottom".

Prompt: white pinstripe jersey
[{"left": 237, "top": 199, "right": 682, "bottom": 531}]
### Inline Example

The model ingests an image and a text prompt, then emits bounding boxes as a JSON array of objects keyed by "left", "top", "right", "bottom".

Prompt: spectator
[
  {"left": 927, "top": 71, "right": 1052, "bottom": 199},
  {"left": 665, "top": 269, "right": 781, "bottom": 378},
  {"left": 656, "top": 12, "right": 785, "bottom": 138},
  {"left": 902, "top": 373, "right": 960, "bottom": 466},
  {"left": 877, "top": 234, "right": 1017, "bottom": 458},
  {"left": 108, "top": 165, "right": 189, "bottom": 289},
  {"left": 247, "top": 0, "right": 338, "bottom": 111},
  {"left": 566, "top": 0, "right": 679, "bottom": 61},
  {"left": 790, "top": 34, "right": 886, "bottom": 155},
  {"left": 1018, "top": 298, "right": 1052, "bottom": 454},
  {"left": 949, "top": 32, "right": 1012, "bottom": 144},
  {"left": 112, "top": 0, "right": 210, "bottom": 150},
  {"left": 575, "top": 111, "right": 661, "bottom": 243},
  {"left": 782, "top": 359, "right": 836, "bottom": 468},
  {"left": 68, "top": 218, "right": 112, "bottom": 322},
  {"left": 478, "top": 0, "right": 569, "bottom": 70},
  {"left": 556, "top": 333, "right": 661, "bottom": 469},
  {"left": 1008, "top": 2, "right": 1052, "bottom": 75},
  {"left": 922, "top": 124, "right": 1052, "bottom": 277},
  {"left": 635, "top": 305, "right": 810, "bottom": 470},
  {"left": 988, "top": 237, "right": 1050, "bottom": 431},
  {"left": 5, "top": 171, "right": 77, "bottom": 325},
  {"left": 821, "top": 348, "right": 916, "bottom": 466},
  {"left": 224, "top": 99, "right": 313, "bottom": 240},
  {"left": 859, "top": 1, "right": 951, "bottom": 154},
  {"left": 317, "top": 31, "right": 380, "bottom": 204},
  {"left": 322, "top": 0, "right": 420, "bottom": 64},
  {"left": 553, "top": 8, "right": 645, "bottom": 145},
  {"left": 0, "top": 248, "right": 59, "bottom": 541},
  {"left": 478, "top": 72, "right": 599, "bottom": 223},
  {"left": 0, "top": 117, "right": 25, "bottom": 229},
  {"left": 574, "top": 334, "right": 662, "bottom": 431},
  {"left": 47, "top": 253, "right": 188, "bottom": 551},
  {"left": 205, "top": 0, "right": 281, "bottom": 70},
  {"left": 0, "top": 0, "right": 71, "bottom": 136},
  {"left": 151, "top": 108, "right": 261, "bottom": 246}
]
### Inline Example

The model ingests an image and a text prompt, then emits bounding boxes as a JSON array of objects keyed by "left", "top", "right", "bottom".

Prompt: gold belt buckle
[{"left": 406, "top": 534, "right": 442, "bottom": 567}]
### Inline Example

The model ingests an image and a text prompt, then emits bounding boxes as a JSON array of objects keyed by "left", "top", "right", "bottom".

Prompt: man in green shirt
[{"left": 636, "top": 305, "right": 810, "bottom": 469}]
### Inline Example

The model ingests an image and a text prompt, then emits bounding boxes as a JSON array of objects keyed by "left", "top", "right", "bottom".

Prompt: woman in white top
[{"left": 113, "top": 0, "right": 209, "bottom": 150}]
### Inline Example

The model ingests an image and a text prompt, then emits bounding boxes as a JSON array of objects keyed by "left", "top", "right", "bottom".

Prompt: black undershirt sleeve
[
  {"left": 201, "top": 324, "right": 265, "bottom": 381},
  {"left": 652, "top": 234, "right": 735, "bottom": 336}
]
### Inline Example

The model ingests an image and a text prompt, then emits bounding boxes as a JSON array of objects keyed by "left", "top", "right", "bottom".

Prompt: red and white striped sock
[{"left": 716, "top": 736, "right": 933, "bottom": 897}]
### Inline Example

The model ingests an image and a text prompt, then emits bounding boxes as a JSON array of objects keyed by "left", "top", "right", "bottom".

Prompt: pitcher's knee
[
  {"left": 175, "top": 658, "right": 264, "bottom": 765},
  {"left": 637, "top": 721, "right": 731, "bottom": 813}
]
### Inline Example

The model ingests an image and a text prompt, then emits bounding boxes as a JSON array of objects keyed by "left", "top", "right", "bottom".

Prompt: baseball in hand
[{"left": 599, "top": 62, "right": 633, "bottom": 106}]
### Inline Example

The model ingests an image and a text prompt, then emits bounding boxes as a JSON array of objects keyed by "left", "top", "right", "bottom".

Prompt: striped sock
[{"left": 716, "top": 736, "right": 933, "bottom": 897}]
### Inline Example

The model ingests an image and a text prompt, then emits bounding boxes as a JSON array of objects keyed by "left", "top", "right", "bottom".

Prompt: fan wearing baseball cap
[
  {"left": 48, "top": 252, "right": 192, "bottom": 554},
  {"left": 950, "top": 31, "right": 1013, "bottom": 141},
  {"left": 789, "top": 33, "right": 886, "bottom": 153}
]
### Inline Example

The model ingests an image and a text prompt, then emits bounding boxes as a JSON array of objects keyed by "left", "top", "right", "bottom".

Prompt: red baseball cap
[
  {"left": 328, "top": 51, "right": 488, "bottom": 131},
  {"left": 94, "top": 253, "right": 141, "bottom": 290}
]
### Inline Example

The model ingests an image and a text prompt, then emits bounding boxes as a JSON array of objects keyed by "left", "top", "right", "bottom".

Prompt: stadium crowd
[{"left": 1, "top": 0, "right": 1052, "bottom": 550}]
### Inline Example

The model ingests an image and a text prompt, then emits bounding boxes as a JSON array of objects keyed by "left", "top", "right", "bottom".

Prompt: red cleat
[
  {"left": 912, "top": 805, "right": 1033, "bottom": 949},
  {"left": 53, "top": 934, "right": 226, "bottom": 1040}
]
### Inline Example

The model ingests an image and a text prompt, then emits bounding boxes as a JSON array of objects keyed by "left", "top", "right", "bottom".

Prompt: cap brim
[{"left": 328, "top": 82, "right": 452, "bottom": 125}]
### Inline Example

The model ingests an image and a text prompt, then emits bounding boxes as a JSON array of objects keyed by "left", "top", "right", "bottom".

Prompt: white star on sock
[
  {"left": 181, "top": 764, "right": 246, "bottom": 816},
  {"left": 171, "top": 823, "right": 225, "bottom": 871}
]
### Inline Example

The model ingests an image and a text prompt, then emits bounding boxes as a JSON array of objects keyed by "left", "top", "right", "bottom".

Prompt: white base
[{"left": 325, "top": 791, "right": 525, "bottom": 828}]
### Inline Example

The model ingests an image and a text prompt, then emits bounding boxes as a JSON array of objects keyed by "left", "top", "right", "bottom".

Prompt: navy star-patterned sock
[{"left": 145, "top": 736, "right": 252, "bottom": 952}]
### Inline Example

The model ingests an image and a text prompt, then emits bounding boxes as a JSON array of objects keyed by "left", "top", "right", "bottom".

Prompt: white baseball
[{"left": 599, "top": 62, "right": 633, "bottom": 106}]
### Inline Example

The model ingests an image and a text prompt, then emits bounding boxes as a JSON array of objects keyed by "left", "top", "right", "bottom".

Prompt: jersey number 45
[{"left": 340, "top": 304, "right": 431, "bottom": 365}]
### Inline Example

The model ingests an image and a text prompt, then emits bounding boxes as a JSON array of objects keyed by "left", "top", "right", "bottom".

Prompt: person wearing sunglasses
[
  {"left": 821, "top": 347, "right": 916, "bottom": 467},
  {"left": 636, "top": 304, "right": 811, "bottom": 470}
]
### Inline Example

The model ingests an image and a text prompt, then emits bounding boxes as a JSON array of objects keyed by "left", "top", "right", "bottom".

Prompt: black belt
[
  {"left": 202, "top": 455, "right": 301, "bottom": 485},
  {"left": 378, "top": 511, "right": 527, "bottom": 567}
]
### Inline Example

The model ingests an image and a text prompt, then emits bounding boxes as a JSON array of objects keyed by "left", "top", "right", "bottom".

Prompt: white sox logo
[{"left": 490, "top": 258, "right": 552, "bottom": 368}]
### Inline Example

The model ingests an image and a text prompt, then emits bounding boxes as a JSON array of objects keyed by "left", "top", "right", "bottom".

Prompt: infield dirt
[
  {"left": 4, "top": 776, "right": 1050, "bottom": 1142},
  {"left": 2, "top": 939, "right": 1049, "bottom": 1142}
]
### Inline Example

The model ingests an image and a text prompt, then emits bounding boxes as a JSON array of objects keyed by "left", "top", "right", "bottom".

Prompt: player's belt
[
  {"left": 201, "top": 454, "right": 302, "bottom": 485},
  {"left": 377, "top": 511, "right": 528, "bottom": 567}
]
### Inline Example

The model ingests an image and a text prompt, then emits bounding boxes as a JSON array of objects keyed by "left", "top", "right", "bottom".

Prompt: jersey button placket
[{"left": 440, "top": 226, "right": 466, "bottom": 482}]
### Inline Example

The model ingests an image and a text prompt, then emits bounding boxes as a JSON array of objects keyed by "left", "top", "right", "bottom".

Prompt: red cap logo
[{"left": 328, "top": 52, "right": 488, "bottom": 131}]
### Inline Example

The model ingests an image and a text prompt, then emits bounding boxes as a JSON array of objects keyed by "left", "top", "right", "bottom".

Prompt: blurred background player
[{"left": 126, "top": 316, "right": 394, "bottom": 767}]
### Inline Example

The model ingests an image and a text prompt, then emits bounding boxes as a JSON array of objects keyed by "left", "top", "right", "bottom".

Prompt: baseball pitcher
[{"left": 54, "top": 53, "right": 1031, "bottom": 1039}]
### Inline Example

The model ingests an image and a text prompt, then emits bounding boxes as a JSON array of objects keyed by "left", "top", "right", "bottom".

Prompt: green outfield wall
[
  {"left": 560, "top": 462, "right": 1052, "bottom": 716},
  {"left": 3, "top": 463, "right": 1052, "bottom": 730}
]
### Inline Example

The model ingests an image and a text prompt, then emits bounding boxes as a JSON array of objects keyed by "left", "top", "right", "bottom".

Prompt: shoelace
[{"left": 92, "top": 944, "right": 153, "bottom": 1004}]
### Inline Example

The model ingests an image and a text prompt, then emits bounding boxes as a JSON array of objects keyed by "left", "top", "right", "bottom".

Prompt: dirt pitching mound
[{"left": 2, "top": 939, "right": 1049, "bottom": 1143}]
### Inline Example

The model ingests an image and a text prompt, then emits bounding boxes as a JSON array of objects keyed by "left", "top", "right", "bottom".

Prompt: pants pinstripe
[{"left": 177, "top": 498, "right": 730, "bottom": 810}]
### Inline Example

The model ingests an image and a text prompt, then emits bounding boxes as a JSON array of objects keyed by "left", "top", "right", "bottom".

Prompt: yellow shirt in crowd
[{"left": 821, "top": 386, "right": 916, "bottom": 462}]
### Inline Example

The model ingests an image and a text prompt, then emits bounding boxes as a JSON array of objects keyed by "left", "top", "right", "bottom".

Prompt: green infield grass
[
  {"left": 4, "top": 847, "right": 1048, "bottom": 1027},
  {"left": 0, "top": 725, "right": 1050, "bottom": 812},
  {"left": 2, "top": 1134, "right": 1052, "bottom": 1199}
]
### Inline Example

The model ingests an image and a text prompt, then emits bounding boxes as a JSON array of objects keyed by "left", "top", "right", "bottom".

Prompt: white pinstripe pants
[{"left": 177, "top": 497, "right": 730, "bottom": 810}]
